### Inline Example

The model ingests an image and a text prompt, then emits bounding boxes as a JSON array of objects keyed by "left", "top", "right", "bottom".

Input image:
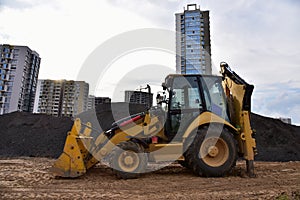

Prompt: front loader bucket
[{"left": 51, "top": 118, "right": 93, "bottom": 178}]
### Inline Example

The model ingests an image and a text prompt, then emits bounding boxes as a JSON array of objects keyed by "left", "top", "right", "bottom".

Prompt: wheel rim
[
  {"left": 118, "top": 150, "right": 140, "bottom": 172},
  {"left": 199, "top": 137, "right": 229, "bottom": 167}
]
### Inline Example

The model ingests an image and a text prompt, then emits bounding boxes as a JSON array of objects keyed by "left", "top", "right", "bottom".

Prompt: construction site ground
[
  {"left": 1, "top": 104, "right": 299, "bottom": 199},
  {"left": 0, "top": 157, "right": 299, "bottom": 200}
]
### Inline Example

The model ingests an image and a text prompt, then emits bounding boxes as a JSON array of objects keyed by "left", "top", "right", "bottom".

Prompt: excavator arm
[{"left": 220, "top": 62, "right": 257, "bottom": 177}]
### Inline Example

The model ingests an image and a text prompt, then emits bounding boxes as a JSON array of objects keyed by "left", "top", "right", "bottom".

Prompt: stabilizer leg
[{"left": 246, "top": 160, "right": 256, "bottom": 178}]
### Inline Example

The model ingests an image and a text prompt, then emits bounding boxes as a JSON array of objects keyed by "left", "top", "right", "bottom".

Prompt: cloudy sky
[{"left": 0, "top": 0, "right": 299, "bottom": 125}]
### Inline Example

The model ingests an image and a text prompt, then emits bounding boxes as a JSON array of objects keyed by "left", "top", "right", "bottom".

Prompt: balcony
[
  {"left": 0, "top": 87, "right": 7, "bottom": 92},
  {"left": 2, "top": 76, "right": 10, "bottom": 82},
  {"left": 2, "top": 64, "right": 11, "bottom": 70},
  {"left": 4, "top": 54, "right": 13, "bottom": 59}
]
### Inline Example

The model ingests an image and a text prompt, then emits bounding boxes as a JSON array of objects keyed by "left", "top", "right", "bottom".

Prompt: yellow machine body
[{"left": 52, "top": 63, "right": 257, "bottom": 178}]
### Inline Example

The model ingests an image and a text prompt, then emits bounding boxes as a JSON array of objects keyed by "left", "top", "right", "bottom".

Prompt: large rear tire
[
  {"left": 110, "top": 141, "right": 147, "bottom": 179},
  {"left": 185, "top": 126, "right": 237, "bottom": 177}
]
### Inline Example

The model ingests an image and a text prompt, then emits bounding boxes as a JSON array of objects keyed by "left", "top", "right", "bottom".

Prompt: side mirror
[
  {"left": 162, "top": 83, "right": 167, "bottom": 90},
  {"left": 156, "top": 93, "right": 161, "bottom": 101}
]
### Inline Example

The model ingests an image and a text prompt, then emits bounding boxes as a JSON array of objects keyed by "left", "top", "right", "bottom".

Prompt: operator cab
[{"left": 158, "top": 74, "right": 229, "bottom": 141}]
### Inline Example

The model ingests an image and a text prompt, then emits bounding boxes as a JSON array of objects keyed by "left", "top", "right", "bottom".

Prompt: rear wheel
[
  {"left": 110, "top": 141, "right": 147, "bottom": 179},
  {"left": 185, "top": 126, "right": 237, "bottom": 177}
]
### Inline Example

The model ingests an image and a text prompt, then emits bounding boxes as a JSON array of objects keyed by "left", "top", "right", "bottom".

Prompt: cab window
[
  {"left": 201, "top": 77, "right": 229, "bottom": 120},
  {"left": 170, "top": 76, "right": 202, "bottom": 110}
]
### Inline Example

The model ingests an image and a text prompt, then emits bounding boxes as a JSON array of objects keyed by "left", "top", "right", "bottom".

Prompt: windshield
[
  {"left": 170, "top": 76, "right": 202, "bottom": 110},
  {"left": 201, "top": 76, "right": 229, "bottom": 121}
]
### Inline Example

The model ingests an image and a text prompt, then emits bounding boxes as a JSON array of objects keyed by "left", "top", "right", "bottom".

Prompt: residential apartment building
[
  {"left": 34, "top": 79, "right": 89, "bottom": 117},
  {"left": 175, "top": 4, "right": 212, "bottom": 75},
  {"left": 87, "top": 95, "right": 95, "bottom": 110},
  {"left": 87, "top": 96, "right": 111, "bottom": 110},
  {"left": 95, "top": 97, "right": 111, "bottom": 106},
  {"left": 0, "top": 44, "right": 41, "bottom": 114},
  {"left": 124, "top": 90, "right": 153, "bottom": 108}
]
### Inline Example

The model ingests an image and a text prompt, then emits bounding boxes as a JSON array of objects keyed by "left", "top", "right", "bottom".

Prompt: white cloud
[
  {"left": 105, "top": 0, "right": 300, "bottom": 124},
  {"left": 0, "top": 0, "right": 35, "bottom": 9},
  {"left": 0, "top": 0, "right": 59, "bottom": 10},
  {"left": 0, "top": 0, "right": 299, "bottom": 124},
  {"left": 95, "top": 49, "right": 175, "bottom": 101},
  {"left": 253, "top": 82, "right": 300, "bottom": 125},
  {"left": 0, "top": 0, "right": 155, "bottom": 80},
  {"left": 210, "top": 0, "right": 300, "bottom": 83}
]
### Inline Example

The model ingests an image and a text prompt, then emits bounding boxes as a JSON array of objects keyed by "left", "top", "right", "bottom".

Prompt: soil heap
[
  {"left": 0, "top": 103, "right": 299, "bottom": 161},
  {"left": 0, "top": 103, "right": 147, "bottom": 158},
  {"left": 251, "top": 113, "right": 300, "bottom": 161},
  {"left": 0, "top": 112, "right": 73, "bottom": 158}
]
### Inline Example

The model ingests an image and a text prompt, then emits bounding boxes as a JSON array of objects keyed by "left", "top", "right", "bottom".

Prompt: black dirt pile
[
  {"left": 76, "top": 103, "right": 148, "bottom": 137},
  {"left": 0, "top": 112, "right": 73, "bottom": 158},
  {"left": 0, "top": 103, "right": 147, "bottom": 158},
  {"left": 251, "top": 113, "right": 300, "bottom": 161},
  {"left": 0, "top": 104, "right": 299, "bottom": 161}
]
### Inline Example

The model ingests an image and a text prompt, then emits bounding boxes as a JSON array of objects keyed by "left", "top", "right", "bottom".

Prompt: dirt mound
[
  {"left": 251, "top": 113, "right": 300, "bottom": 161},
  {"left": 0, "top": 103, "right": 147, "bottom": 158},
  {"left": 0, "top": 112, "right": 73, "bottom": 158},
  {"left": 76, "top": 102, "right": 148, "bottom": 137},
  {"left": 0, "top": 103, "right": 299, "bottom": 161}
]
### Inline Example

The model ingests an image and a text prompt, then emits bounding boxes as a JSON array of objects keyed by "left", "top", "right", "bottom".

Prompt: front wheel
[
  {"left": 185, "top": 126, "right": 237, "bottom": 177},
  {"left": 109, "top": 141, "right": 147, "bottom": 179}
]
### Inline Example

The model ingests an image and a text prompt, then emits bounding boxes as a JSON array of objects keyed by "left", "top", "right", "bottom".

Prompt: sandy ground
[{"left": 0, "top": 157, "right": 299, "bottom": 200}]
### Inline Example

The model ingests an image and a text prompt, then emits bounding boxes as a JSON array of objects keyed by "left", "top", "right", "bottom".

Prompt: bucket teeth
[{"left": 51, "top": 118, "right": 91, "bottom": 178}]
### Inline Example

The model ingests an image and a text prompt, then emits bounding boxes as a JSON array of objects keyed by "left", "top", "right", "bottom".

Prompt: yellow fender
[{"left": 182, "top": 112, "right": 237, "bottom": 140}]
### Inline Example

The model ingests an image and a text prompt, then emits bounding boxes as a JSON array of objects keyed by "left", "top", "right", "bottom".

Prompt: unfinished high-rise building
[
  {"left": 34, "top": 80, "right": 89, "bottom": 117},
  {"left": 124, "top": 90, "right": 153, "bottom": 108},
  {"left": 175, "top": 4, "right": 212, "bottom": 75}
]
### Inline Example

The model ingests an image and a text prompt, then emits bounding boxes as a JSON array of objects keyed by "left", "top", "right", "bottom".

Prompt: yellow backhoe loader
[{"left": 51, "top": 62, "right": 257, "bottom": 179}]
